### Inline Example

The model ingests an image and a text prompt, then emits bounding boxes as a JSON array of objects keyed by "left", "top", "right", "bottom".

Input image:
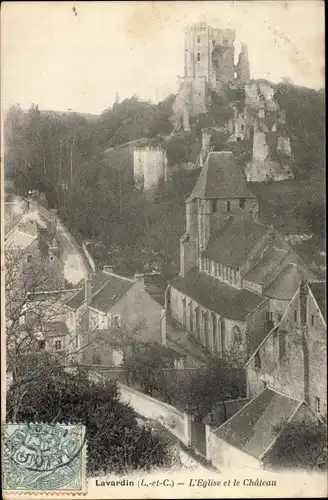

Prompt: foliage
[
  {"left": 123, "top": 343, "right": 184, "bottom": 404},
  {"left": 180, "top": 355, "right": 246, "bottom": 418},
  {"left": 6, "top": 360, "right": 172, "bottom": 475},
  {"left": 266, "top": 420, "right": 328, "bottom": 471}
]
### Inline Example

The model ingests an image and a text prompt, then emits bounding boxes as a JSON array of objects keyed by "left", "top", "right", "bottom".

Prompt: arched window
[{"left": 232, "top": 325, "right": 242, "bottom": 345}]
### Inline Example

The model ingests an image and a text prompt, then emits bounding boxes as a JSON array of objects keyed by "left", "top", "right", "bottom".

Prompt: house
[
  {"left": 168, "top": 152, "right": 317, "bottom": 361},
  {"left": 246, "top": 280, "right": 327, "bottom": 419},
  {"left": 4, "top": 198, "right": 65, "bottom": 291},
  {"left": 206, "top": 386, "right": 322, "bottom": 471},
  {"left": 64, "top": 266, "right": 166, "bottom": 366},
  {"left": 206, "top": 280, "right": 326, "bottom": 470}
]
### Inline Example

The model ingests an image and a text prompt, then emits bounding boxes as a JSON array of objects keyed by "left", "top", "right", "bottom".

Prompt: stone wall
[{"left": 118, "top": 383, "right": 186, "bottom": 443}]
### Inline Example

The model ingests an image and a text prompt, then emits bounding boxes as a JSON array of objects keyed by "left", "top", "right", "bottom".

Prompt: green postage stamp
[{"left": 3, "top": 423, "right": 87, "bottom": 494}]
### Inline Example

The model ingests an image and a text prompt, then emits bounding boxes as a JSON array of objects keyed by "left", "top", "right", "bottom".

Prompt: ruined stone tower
[
  {"left": 133, "top": 146, "right": 168, "bottom": 193},
  {"left": 172, "top": 23, "right": 250, "bottom": 132}
]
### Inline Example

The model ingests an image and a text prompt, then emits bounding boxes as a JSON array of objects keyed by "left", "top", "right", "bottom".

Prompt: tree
[
  {"left": 6, "top": 360, "right": 172, "bottom": 475},
  {"left": 123, "top": 343, "right": 184, "bottom": 404},
  {"left": 180, "top": 355, "right": 246, "bottom": 419},
  {"left": 266, "top": 421, "right": 327, "bottom": 471}
]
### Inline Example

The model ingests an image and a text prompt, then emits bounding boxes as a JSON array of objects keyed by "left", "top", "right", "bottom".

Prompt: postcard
[{"left": 1, "top": 1, "right": 326, "bottom": 498}]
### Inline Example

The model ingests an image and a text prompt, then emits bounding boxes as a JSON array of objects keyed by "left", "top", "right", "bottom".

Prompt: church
[{"left": 166, "top": 151, "right": 317, "bottom": 361}]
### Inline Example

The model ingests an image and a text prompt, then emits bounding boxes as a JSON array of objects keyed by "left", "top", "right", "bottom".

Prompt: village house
[
  {"left": 205, "top": 280, "right": 326, "bottom": 470},
  {"left": 4, "top": 197, "right": 65, "bottom": 292},
  {"left": 63, "top": 266, "right": 166, "bottom": 366},
  {"left": 167, "top": 151, "right": 317, "bottom": 361}
]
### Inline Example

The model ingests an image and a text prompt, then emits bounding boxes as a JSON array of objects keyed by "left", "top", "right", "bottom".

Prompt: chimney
[
  {"left": 134, "top": 273, "right": 145, "bottom": 289},
  {"left": 299, "top": 280, "right": 308, "bottom": 327},
  {"left": 103, "top": 265, "right": 113, "bottom": 274},
  {"left": 84, "top": 277, "right": 92, "bottom": 305},
  {"left": 160, "top": 308, "right": 167, "bottom": 346}
]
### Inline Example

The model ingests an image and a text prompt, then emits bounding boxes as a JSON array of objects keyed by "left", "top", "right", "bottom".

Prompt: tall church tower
[{"left": 180, "top": 152, "right": 259, "bottom": 277}]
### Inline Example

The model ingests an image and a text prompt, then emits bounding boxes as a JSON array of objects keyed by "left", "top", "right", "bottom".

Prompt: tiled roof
[
  {"left": 188, "top": 152, "right": 255, "bottom": 200},
  {"left": 244, "top": 246, "right": 288, "bottom": 284},
  {"left": 171, "top": 267, "right": 265, "bottom": 321},
  {"left": 203, "top": 216, "right": 270, "bottom": 268},
  {"left": 65, "top": 271, "right": 135, "bottom": 313},
  {"left": 90, "top": 275, "right": 135, "bottom": 313},
  {"left": 65, "top": 272, "right": 110, "bottom": 310},
  {"left": 6, "top": 229, "right": 37, "bottom": 250},
  {"left": 214, "top": 388, "right": 300, "bottom": 459},
  {"left": 309, "top": 282, "right": 327, "bottom": 322},
  {"left": 264, "top": 263, "right": 315, "bottom": 301},
  {"left": 44, "top": 321, "right": 68, "bottom": 337}
]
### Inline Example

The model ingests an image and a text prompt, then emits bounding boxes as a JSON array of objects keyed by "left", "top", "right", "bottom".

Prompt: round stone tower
[{"left": 133, "top": 147, "right": 168, "bottom": 192}]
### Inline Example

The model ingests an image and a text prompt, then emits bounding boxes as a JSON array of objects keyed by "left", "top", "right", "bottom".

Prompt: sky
[{"left": 1, "top": 1, "right": 325, "bottom": 115}]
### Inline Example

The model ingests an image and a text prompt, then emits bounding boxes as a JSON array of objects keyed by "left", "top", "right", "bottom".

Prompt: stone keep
[{"left": 133, "top": 147, "right": 168, "bottom": 192}]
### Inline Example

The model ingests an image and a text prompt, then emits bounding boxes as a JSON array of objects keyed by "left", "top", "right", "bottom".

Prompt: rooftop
[
  {"left": 188, "top": 152, "right": 255, "bottom": 200},
  {"left": 214, "top": 388, "right": 301, "bottom": 460},
  {"left": 43, "top": 321, "right": 68, "bottom": 337},
  {"left": 203, "top": 216, "right": 270, "bottom": 268},
  {"left": 308, "top": 281, "right": 327, "bottom": 322},
  {"left": 66, "top": 271, "right": 135, "bottom": 313},
  {"left": 264, "top": 263, "right": 316, "bottom": 301},
  {"left": 244, "top": 246, "right": 288, "bottom": 284},
  {"left": 171, "top": 267, "right": 265, "bottom": 321}
]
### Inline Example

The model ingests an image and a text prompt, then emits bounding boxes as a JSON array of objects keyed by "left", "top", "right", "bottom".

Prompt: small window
[
  {"left": 113, "top": 315, "right": 121, "bottom": 328},
  {"left": 92, "top": 353, "right": 101, "bottom": 365},
  {"left": 54, "top": 339, "right": 62, "bottom": 351},
  {"left": 311, "top": 315, "right": 315, "bottom": 326},
  {"left": 241, "top": 124, "right": 244, "bottom": 132},
  {"left": 239, "top": 198, "right": 245, "bottom": 209},
  {"left": 255, "top": 351, "right": 261, "bottom": 370},
  {"left": 315, "top": 397, "right": 321, "bottom": 415},
  {"left": 197, "top": 52, "right": 200, "bottom": 62},
  {"left": 212, "top": 200, "right": 217, "bottom": 213},
  {"left": 266, "top": 312, "right": 273, "bottom": 321},
  {"left": 38, "top": 340, "right": 45, "bottom": 350},
  {"left": 277, "top": 313, "right": 283, "bottom": 322},
  {"left": 27, "top": 255, "right": 32, "bottom": 263},
  {"left": 197, "top": 35, "right": 200, "bottom": 43},
  {"left": 233, "top": 326, "right": 242, "bottom": 344},
  {"left": 75, "top": 334, "right": 80, "bottom": 349},
  {"left": 294, "top": 310, "right": 298, "bottom": 322},
  {"left": 49, "top": 255, "right": 54, "bottom": 262},
  {"left": 227, "top": 201, "right": 231, "bottom": 213}
]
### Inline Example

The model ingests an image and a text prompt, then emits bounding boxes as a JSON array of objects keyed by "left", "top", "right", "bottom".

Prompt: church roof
[
  {"left": 171, "top": 267, "right": 265, "bottom": 321},
  {"left": 309, "top": 281, "right": 327, "bottom": 322},
  {"left": 203, "top": 216, "right": 270, "bottom": 268},
  {"left": 188, "top": 151, "right": 255, "bottom": 200},
  {"left": 264, "top": 263, "right": 316, "bottom": 301}
]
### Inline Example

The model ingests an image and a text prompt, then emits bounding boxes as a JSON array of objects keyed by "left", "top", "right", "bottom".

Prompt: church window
[
  {"left": 294, "top": 310, "right": 298, "bottom": 322},
  {"left": 197, "top": 52, "right": 201, "bottom": 62},
  {"left": 239, "top": 198, "right": 245, "bottom": 209},
  {"left": 227, "top": 201, "right": 231, "bottom": 213},
  {"left": 197, "top": 35, "right": 200, "bottom": 43},
  {"left": 311, "top": 314, "right": 315, "bottom": 326},
  {"left": 212, "top": 200, "right": 217, "bottom": 213}
]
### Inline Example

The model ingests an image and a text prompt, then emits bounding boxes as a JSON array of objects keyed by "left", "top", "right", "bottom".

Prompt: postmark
[{"left": 3, "top": 423, "right": 87, "bottom": 494}]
